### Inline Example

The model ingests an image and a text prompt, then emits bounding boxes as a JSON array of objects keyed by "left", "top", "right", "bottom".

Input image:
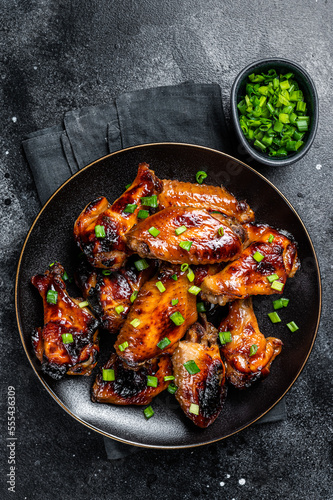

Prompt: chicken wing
[
  {"left": 115, "top": 265, "right": 198, "bottom": 367},
  {"left": 31, "top": 263, "right": 99, "bottom": 379},
  {"left": 172, "top": 316, "right": 226, "bottom": 428},
  {"left": 201, "top": 224, "right": 299, "bottom": 305},
  {"left": 126, "top": 207, "right": 246, "bottom": 265},
  {"left": 219, "top": 298, "right": 282, "bottom": 388},
  {"left": 91, "top": 354, "right": 172, "bottom": 405},
  {"left": 73, "top": 162, "right": 162, "bottom": 269},
  {"left": 158, "top": 178, "right": 255, "bottom": 223},
  {"left": 75, "top": 258, "right": 157, "bottom": 334}
]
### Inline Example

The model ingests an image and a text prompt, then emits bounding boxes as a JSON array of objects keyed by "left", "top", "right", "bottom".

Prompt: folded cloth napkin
[{"left": 22, "top": 82, "right": 286, "bottom": 459}]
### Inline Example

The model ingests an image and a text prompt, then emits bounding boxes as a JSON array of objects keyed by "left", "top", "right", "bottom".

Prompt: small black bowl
[{"left": 231, "top": 58, "right": 319, "bottom": 167}]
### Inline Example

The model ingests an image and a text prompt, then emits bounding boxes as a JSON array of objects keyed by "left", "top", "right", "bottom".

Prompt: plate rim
[{"left": 15, "top": 142, "right": 322, "bottom": 449}]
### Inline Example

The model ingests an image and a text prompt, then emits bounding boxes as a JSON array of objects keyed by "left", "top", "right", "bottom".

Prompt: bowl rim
[{"left": 230, "top": 57, "right": 319, "bottom": 167}]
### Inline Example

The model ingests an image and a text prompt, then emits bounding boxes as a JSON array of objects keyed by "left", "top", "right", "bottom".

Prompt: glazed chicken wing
[
  {"left": 115, "top": 265, "right": 198, "bottom": 367},
  {"left": 219, "top": 298, "right": 282, "bottom": 388},
  {"left": 126, "top": 207, "right": 246, "bottom": 265},
  {"left": 201, "top": 224, "right": 299, "bottom": 305},
  {"left": 91, "top": 354, "right": 172, "bottom": 405},
  {"left": 158, "top": 178, "right": 255, "bottom": 223},
  {"left": 31, "top": 263, "right": 99, "bottom": 380},
  {"left": 75, "top": 258, "right": 157, "bottom": 334},
  {"left": 73, "top": 163, "right": 162, "bottom": 270},
  {"left": 172, "top": 316, "right": 226, "bottom": 428}
]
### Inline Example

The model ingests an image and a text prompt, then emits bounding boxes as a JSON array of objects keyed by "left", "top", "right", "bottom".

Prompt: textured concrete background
[{"left": 1, "top": 1, "right": 332, "bottom": 499}]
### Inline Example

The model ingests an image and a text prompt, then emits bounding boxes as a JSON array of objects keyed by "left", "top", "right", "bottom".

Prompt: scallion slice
[
  {"left": 271, "top": 281, "right": 284, "bottom": 291},
  {"left": 62, "top": 271, "right": 69, "bottom": 281},
  {"left": 188, "top": 285, "right": 201, "bottom": 296},
  {"left": 267, "top": 274, "right": 279, "bottom": 283},
  {"left": 140, "top": 195, "right": 158, "bottom": 207},
  {"left": 95, "top": 225, "right": 106, "bottom": 238},
  {"left": 157, "top": 337, "right": 171, "bottom": 350},
  {"left": 62, "top": 333, "right": 73, "bottom": 344},
  {"left": 179, "top": 241, "right": 192, "bottom": 251},
  {"left": 79, "top": 301, "right": 89, "bottom": 308},
  {"left": 156, "top": 281, "right": 166, "bottom": 293},
  {"left": 219, "top": 331, "right": 232, "bottom": 345},
  {"left": 175, "top": 225, "right": 187, "bottom": 236},
  {"left": 147, "top": 375, "right": 158, "bottom": 388},
  {"left": 268, "top": 312, "right": 281, "bottom": 323},
  {"left": 143, "top": 406, "right": 154, "bottom": 419},
  {"left": 249, "top": 344, "right": 258, "bottom": 356},
  {"left": 286, "top": 321, "right": 299, "bottom": 332},
  {"left": 273, "top": 298, "right": 284, "bottom": 310},
  {"left": 130, "top": 291, "right": 138, "bottom": 303},
  {"left": 148, "top": 226, "right": 160, "bottom": 237},
  {"left": 171, "top": 298, "right": 179, "bottom": 306},
  {"left": 167, "top": 383, "right": 177, "bottom": 394},
  {"left": 189, "top": 403, "right": 199, "bottom": 415},
  {"left": 134, "top": 258, "right": 149, "bottom": 271},
  {"left": 253, "top": 251, "right": 264, "bottom": 262},
  {"left": 187, "top": 268, "right": 195, "bottom": 282},
  {"left": 102, "top": 269, "right": 112, "bottom": 275},
  {"left": 130, "top": 319, "right": 140, "bottom": 328},
  {"left": 46, "top": 289, "right": 58, "bottom": 304},
  {"left": 183, "top": 360, "right": 200, "bottom": 375},
  {"left": 197, "top": 302, "right": 206, "bottom": 313},
  {"left": 268, "top": 234, "right": 274, "bottom": 243},
  {"left": 115, "top": 305, "right": 125, "bottom": 315},
  {"left": 181, "top": 263, "right": 189, "bottom": 272},
  {"left": 218, "top": 227, "right": 224, "bottom": 237},
  {"left": 137, "top": 209, "right": 150, "bottom": 219},
  {"left": 170, "top": 311, "right": 185, "bottom": 326},
  {"left": 102, "top": 369, "right": 115, "bottom": 381},
  {"left": 164, "top": 375, "right": 175, "bottom": 381},
  {"left": 123, "top": 203, "right": 137, "bottom": 214},
  {"left": 195, "top": 171, "right": 207, "bottom": 184},
  {"left": 171, "top": 274, "right": 178, "bottom": 281},
  {"left": 118, "top": 341, "right": 129, "bottom": 351}
]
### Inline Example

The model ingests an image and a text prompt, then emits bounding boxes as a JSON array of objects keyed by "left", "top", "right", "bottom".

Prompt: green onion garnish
[
  {"left": 187, "top": 268, "right": 195, "bottom": 282},
  {"left": 102, "top": 369, "right": 115, "bottom": 381},
  {"left": 130, "top": 318, "right": 140, "bottom": 328},
  {"left": 268, "top": 234, "right": 275, "bottom": 243},
  {"left": 171, "top": 298, "right": 179, "bottom": 306},
  {"left": 181, "top": 263, "right": 189, "bottom": 272},
  {"left": 195, "top": 171, "right": 207, "bottom": 184},
  {"left": 219, "top": 331, "right": 232, "bottom": 345},
  {"left": 197, "top": 302, "right": 206, "bottom": 313},
  {"left": 156, "top": 281, "right": 166, "bottom": 293},
  {"left": 253, "top": 251, "right": 264, "bottom": 262},
  {"left": 95, "top": 225, "right": 106, "bottom": 238},
  {"left": 147, "top": 375, "right": 158, "bottom": 388},
  {"left": 175, "top": 225, "right": 187, "bottom": 236},
  {"left": 164, "top": 375, "right": 175, "bottom": 381},
  {"left": 171, "top": 274, "right": 178, "bottom": 281},
  {"left": 148, "top": 226, "right": 160, "bottom": 237},
  {"left": 134, "top": 259, "right": 149, "bottom": 271},
  {"left": 167, "top": 383, "right": 177, "bottom": 394},
  {"left": 143, "top": 406, "right": 154, "bottom": 419},
  {"left": 140, "top": 195, "right": 158, "bottom": 207},
  {"left": 137, "top": 209, "right": 150, "bottom": 219},
  {"left": 170, "top": 311, "right": 185, "bottom": 326},
  {"left": 157, "top": 337, "right": 171, "bottom": 350},
  {"left": 102, "top": 269, "right": 112, "bottom": 275},
  {"left": 130, "top": 291, "right": 138, "bottom": 303},
  {"left": 49, "top": 262, "right": 55, "bottom": 267},
  {"left": 281, "top": 298, "right": 289, "bottom": 307},
  {"left": 79, "top": 301, "right": 89, "bottom": 308},
  {"left": 267, "top": 274, "right": 279, "bottom": 283},
  {"left": 189, "top": 403, "right": 200, "bottom": 415},
  {"left": 188, "top": 286, "right": 201, "bottom": 296},
  {"left": 249, "top": 344, "right": 258, "bottom": 356},
  {"left": 118, "top": 341, "right": 129, "bottom": 351},
  {"left": 125, "top": 183, "right": 131, "bottom": 190},
  {"left": 268, "top": 312, "right": 281, "bottom": 323},
  {"left": 46, "top": 289, "right": 58, "bottom": 304},
  {"left": 286, "top": 321, "right": 299, "bottom": 332},
  {"left": 183, "top": 360, "right": 200, "bottom": 375},
  {"left": 62, "top": 333, "right": 73, "bottom": 344},
  {"left": 179, "top": 241, "right": 192, "bottom": 251},
  {"left": 271, "top": 281, "right": 284, "bottom": 291},
  {"left": 123, "top": 203, "right": 137, "bottom": 214},
  {"left": 62, "top": 271, "right": 69, "bottom": 281},
  {"left": 218, "top": 227, "right": 224, "bottom": 237},
  {"left": 115, "top": 305, "right": 125, "bottom": 315},
  {"left": 273, "top": 297, "right": 289, "bottom": 310}
]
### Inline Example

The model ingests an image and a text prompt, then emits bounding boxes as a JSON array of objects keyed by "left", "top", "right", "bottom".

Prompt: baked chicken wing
[
  {"left": 201, "top": 224, "right": 299, "bottom": 305},
  {"left": 73, "top": 163, "right": 162, "bottom": 270},
  {"left": 31, "top": 263, "right": 99, "bottom": 379},
  {"left": 91, "top": 354, "right": 172, "bottom": 405},
  {"left": 172, "top": 316, "right": 226, "bottom": 428},
  {"left": 126, "top": 207, "right": 246, "bottom": 265},
  {"left": 115, "top": 265, "right": 198, "bottom": 367},
  {"left": 219, "top": 298, "right": 282, "bottom": 388},
  {"left": 158, "top": 178, "right": 255, "bottom": 223}
]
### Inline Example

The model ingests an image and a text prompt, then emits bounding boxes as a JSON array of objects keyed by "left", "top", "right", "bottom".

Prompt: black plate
[{"left": 15, "top": 143, "right": 321, "bottom": 449}]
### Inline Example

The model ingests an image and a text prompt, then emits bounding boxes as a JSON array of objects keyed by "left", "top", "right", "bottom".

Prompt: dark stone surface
[{"left": 1, "top": 1, "right": 332, "bottom": 499}]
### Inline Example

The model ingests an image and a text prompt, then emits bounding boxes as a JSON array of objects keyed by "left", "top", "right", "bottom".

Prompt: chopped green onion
[
  {"left": 125, "top": 183, "right": 131, "bottom": 190},
  {"left": 148, "top": 226, "right": 160, "bottom": 237},
  {"left": 271, "top": 281, "right": 284, "bottom": 291},
  {"left": 79, "top": 301, "right": 89, "bottom": 308},
  {"left": 171, "top": 298, "right": 179, "bottom": 306},
  {"left": 253, "top": 251, "right": 265, "bottom": 262},
  {"left": 183, "top": 360, "right": 200, "bottom": 375},
  {"left": 175, "top": 225, "right": 187, "bottom": 236},
  {"left": 281, "top": 298, "right": 289, "bottom": 307},
  {"left": 140, "top": 195, "right": 158, "bottom": 207},
  {"left": 102, "top": 369, "right": 115, "bottom": 381},
  {"left": 118, "top": 341, "right": 129, "bottom": 351},
  {"left": 134, "top": 258, "right": 149, "bottom": 271},
  {"left": 219, "top": 331, "right": 232, "bottom": 345},
  {"left": 249, "top": 344, "right": 258, "bottom": 356},
  {"left": 130, "top": 319, "right": 140, "bottom": 328},
  {"left": 296, "top": 120, "right": 308, "bottom": 132},
  {"left": 95, "top": 225, "right": 106, "bottom": 238},
  {"left": 62, "top": 333, "right": 74, "bottom": 344},
  {"left": 179, "top": 241, "right": 192, "bottom": 251},
  {"left": 167, "top": 383, "right": 177, "bottom": 394},
  {"left": 170, "top": 311, "right": 185, "bottom": 326},
  {"left": 147, "top": 375, "right": 158, "bottom": 388},
  {"left": 181, "top": 263, "right": 189, "bottom": 272},
  {"left": 157, "top": 337, "right": 171, "bottom": 350},
  {"left": 143, "top": 406, "right": 154, "bottom": 419},
  {"left": 197, "top": 302, "right": 206, "bottom": 313},
  {"left": 187, "top": 268, "right": 195, "bottom": 282},
  {"left": 123, "top": 203, "right": 137, "bottom": 213},
  {"left": 268, "top": 312, "right": 281, "bottom": 323},
  {"left": 46, "top": 289, "right": 58, "bottom": 304},
  {"left": 102, "top": 269, "right": 112, "bottom": 275},
  {"left": 267, "top": 274, "right": 279, "bottom": 283},
  {"left": 171, "top": 274, "right": 178, "bottom": 281},
  {"left": 268, "top": 234, "right": 274, "bottom": 243},
  {"left": 273, "top": 298, "right": 284, "bottom": 310},
  {"left": 195, "top": 171, "right": 207, "bottom": 184},
  {"left": 287, "top": 321, "right": 299, "bottom": 332},
  {"left": 49, "top": 262, "right": 55, "bottom": 267},
  {"left": 156, "top": 281, "right": 166, "bottom": 293},
  {"left": 62, "top": 271, "right": 69, "bottom": 281},
  {"left": 164, "top": 375, "right": 175, "bottom": 381},
  {"left": 115, "top": 305, "right": 125, "bottom": 315},
  {"left": 210, "top": 210, "right": 222, "bottom": 214},
  {"left": 189, "top": 403, "right": 199, "bottom": 415},
  {"left": 218, "top": 227, "right": 224, "bottom": 237},
  {"left": 130, "top": 291, "right": 138, "bottom": 303},
  {"left": 188, "top": 286, "right": 201, "bottom": 296},
  {"left": 137, "top": 209, "right": 150, "bottom": 219}
]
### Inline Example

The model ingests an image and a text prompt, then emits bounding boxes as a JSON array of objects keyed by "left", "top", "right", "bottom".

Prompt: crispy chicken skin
[
  {"left": 126, "top": 207, "right": 246, "bottom": 265},
  {"left": 219, "top": 298, "right": 283, "bottom": 388},
  {"left": 201, "top": 224, "right": 299, "bottom": 305},
  {"left": 75, "top": 258, "right": 157, "bottom": 334},
  {"left": 73, "top": 163, "right": 162, "bottom": 269},
  {"left": 172, "top": 316, "right": 226, "bottom": 428},
  {"left": 115, "top": 265, "right": 198, "bottom": 367},
  {"left": 91, "top": 354, "right": 172, "bottom": 405},
  {"left": 158, "top": 178, "right": 255, "bottom": 223},
  {"left": 31, "top": 263, "right": 99, "bottom": 380}
]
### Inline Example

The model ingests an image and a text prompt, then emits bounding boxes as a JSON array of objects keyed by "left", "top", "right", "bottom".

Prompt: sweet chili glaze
[
  {"left": 201, "top": 224, "right": 299, "bottom": 305},
  {"left": 115, "top": 264, "right": 198, "bottom": 368},
  {"left": 158, "top": 178, "right": 255, "bottom": 223},
  {"left": 172, "top": 318, "right": 226, "bottom": 428},
  {"left": 31, "top": 263, "right": 99, "bottom": 379},
  {"left": 91, "top": 354, "right": 172, "bottom": 405},
  {"left": 73, "top": 163, "right": 162, "bottom": 270},
  {"left": 126, "top": 207, "right": 246, "bottom": 265},
  {"left": 219, "top": 298, "right": 283, "bottom": 389}
]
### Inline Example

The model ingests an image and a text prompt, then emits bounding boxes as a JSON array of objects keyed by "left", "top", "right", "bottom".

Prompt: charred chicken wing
[
  {"left": 158, "top": 178, "right": 255, "bottom": 223},
  {"left": 172, "top": 316, "right": 226, "bottom": 428},
  {"left": 219, "top": 298, "right": 283, "bottom": 388},
  {"left": 201, "top": 224, "right": 299, "bottom": 305},
  {"left": 31, "top": 263, "right": 99, "bottom": 379},
  {"left": 91, "top": 354, "right": 172, "bottom": 405},
  {"left": 115, "top": 265, "right": 198, "bottom": 367},
  {"left": 126, "top": 207, "right": 246, "bottom": 265},
  {"left": 73, "top": 163, "right": 162, "bottom": 270}
]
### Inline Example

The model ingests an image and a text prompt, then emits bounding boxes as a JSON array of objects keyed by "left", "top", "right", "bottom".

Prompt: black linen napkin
[{"left": 22, "top": 82, "right": 286, "bottom": 459}]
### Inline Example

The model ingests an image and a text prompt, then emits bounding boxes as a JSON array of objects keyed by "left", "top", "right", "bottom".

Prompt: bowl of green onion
[{"left": 231, "top": 58, "right": 319, "bottom": 166}]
